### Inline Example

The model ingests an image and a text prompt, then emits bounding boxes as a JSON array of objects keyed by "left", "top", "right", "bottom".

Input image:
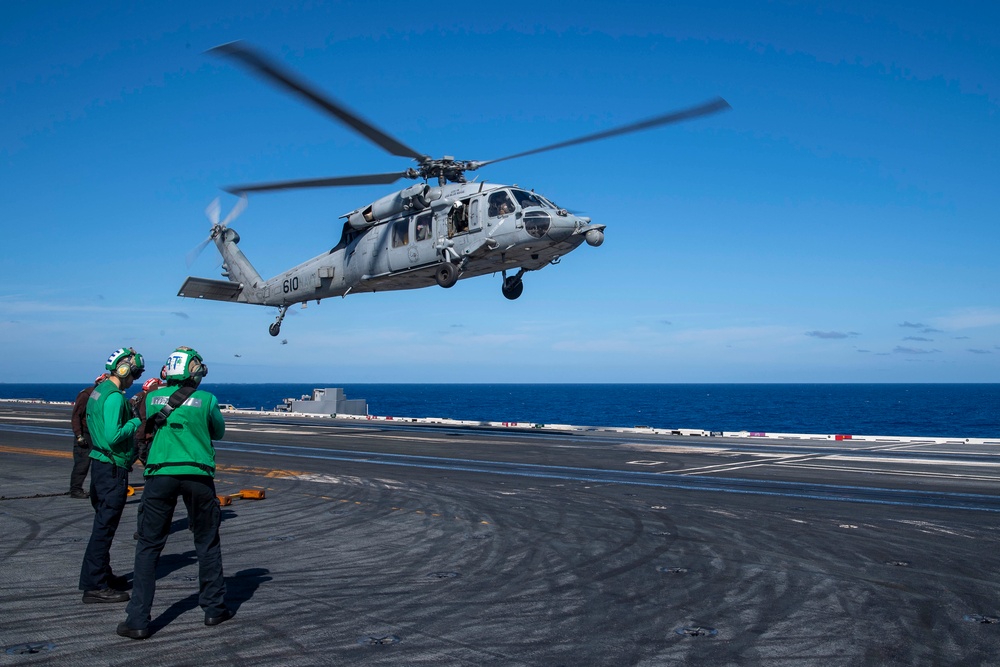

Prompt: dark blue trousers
[
  {"left": 124, "top": 475, "right": 226, "bottom": 629},
  {"left": 78, "top": 459, "right": 129, "bottom": 590},
  {"left": 70, "top": 436, "right": 91, "bottom": 492}
]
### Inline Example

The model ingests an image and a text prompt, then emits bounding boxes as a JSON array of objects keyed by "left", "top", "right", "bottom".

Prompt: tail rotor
[
  {"left": 186, "top": 195, "right": 248, "bottom": 267},
  {"left": 218, "top": 193, "right": 247, "bottom": 228}
]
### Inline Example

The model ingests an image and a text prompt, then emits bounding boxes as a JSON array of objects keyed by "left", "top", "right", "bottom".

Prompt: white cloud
[{"left": 933, "top": 308, "right": 1000, "bottom": 330}]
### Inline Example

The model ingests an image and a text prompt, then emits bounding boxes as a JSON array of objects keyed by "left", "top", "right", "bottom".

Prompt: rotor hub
[{"left": 414, "top": 158, "right": 480, "bottom": 185}]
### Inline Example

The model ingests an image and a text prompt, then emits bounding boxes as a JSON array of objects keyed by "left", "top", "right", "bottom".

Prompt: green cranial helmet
[
  {"left": 105, "top": 347, "right": 145, "bottom": 379},
  {"left": 163, "top": 346, "right": 208, "bottom": 383}
]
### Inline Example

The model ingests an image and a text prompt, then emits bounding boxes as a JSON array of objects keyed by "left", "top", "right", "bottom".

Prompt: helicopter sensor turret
[{"left": 582, "top": 226, "right": 605, "bottom": 247}]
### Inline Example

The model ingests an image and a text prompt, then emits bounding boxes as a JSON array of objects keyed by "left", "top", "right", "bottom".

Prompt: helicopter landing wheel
[
  {"left": 269, "top": 305, "right": 288, "bottom": 337},
  {"left": 502, "top": 276, "right": 524, "bottom": 300},
  {"left": 435, "top": 262, "right": 459, "bottom": 289}
]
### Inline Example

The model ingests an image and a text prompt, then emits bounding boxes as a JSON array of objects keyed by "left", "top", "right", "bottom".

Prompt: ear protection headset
[
  {"left": 107, "top": 347, "right": 145, "bottom": 380},
  {"left": 187, "top": 353, "right": 208, "bottom": 381},
  {"left": 165, "top": 347, "right": 208, "bottom": 384}
]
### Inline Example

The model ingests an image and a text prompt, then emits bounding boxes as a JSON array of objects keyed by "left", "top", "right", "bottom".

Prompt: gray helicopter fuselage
[
  {"left": 180, "top": 42, "right": 724, "bottom": 335},
  {"left": 209, "top": 181, "right": 603, "bottom": 308}
]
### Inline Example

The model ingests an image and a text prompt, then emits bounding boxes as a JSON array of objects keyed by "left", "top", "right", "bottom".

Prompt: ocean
[{"left": 1, "top": 383, "right": 997, "bottom": 439}]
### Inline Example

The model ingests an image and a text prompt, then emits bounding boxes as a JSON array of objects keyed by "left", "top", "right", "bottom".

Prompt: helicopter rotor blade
[
  {"left": 224, "top": 171, "right": 411, "bottom": 195},
  {"left": 473, "top": 97, "right": 731, "bottom": 169},
  {"left": 204, "top": 197, "right": 221, "bottom": 226},
  {"left": 185, "top": 236, "right": 214, "bottom": 268},
  {"left": 209, "top": 41, "right": 426, "bottom": 161},
  {"left": 190, "top": 195, "right": 247, "bottom": 266},
  {"left": 219, "top": 193, "right": 248, "bottom": 228}
]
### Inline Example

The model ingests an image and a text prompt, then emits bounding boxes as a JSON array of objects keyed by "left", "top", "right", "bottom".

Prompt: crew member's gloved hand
[{"left": 76, "top": 435, "right": 86, "bottom": 445}]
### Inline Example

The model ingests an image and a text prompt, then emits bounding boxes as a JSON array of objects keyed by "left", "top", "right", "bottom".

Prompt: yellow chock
[
  {"left": 217, "top": 489, "right": 264, "bottom": 506},
  {"left": 127, "top": 485, "right": 144, "bottom": 497}
]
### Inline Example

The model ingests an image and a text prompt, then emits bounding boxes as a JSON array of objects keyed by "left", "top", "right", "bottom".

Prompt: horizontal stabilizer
[{"left": 178, "top": 277, "right": 243, "bottom": 302}]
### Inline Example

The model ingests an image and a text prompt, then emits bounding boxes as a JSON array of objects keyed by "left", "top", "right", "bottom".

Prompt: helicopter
[{"left": 179, "top": 42, "right": 730, "bottom": 337}]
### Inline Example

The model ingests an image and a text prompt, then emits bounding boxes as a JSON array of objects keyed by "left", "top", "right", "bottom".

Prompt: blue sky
[{"left": 2, "top": 1, "right": 998, "bottom": 383}]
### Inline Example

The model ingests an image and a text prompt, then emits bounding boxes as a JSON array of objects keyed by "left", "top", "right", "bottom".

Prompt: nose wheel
[{"left": 269, "top": 306, "right": 288, "bottom": 337}]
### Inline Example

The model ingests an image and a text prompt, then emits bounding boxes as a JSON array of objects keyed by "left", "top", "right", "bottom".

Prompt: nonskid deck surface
[{"left": 2, "top": 402, "right": 1000, "bottom": 666}]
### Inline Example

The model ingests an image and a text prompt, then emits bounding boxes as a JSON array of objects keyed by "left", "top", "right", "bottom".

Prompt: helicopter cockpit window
[
  {"left": 415, "top": 213, "right": 432, "bottom": 242},
  {"left": 487, "top": 191, "right": 515, "bottom": 217},
  {"left": 510, "top": 189, "right": 547, "bottom": 209},
  {"left": 391, "top": 219, "right": 409, "bottom": 248}
]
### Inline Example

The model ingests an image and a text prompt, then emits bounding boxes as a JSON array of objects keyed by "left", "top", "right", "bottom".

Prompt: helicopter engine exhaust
[{"left": 348, "top": 184, "right": 441, "bottom": 230}]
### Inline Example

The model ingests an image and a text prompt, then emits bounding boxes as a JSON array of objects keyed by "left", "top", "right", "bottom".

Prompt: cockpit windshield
[
  {"left": 510, "top": 189, "right": 553, "bottom": 209},
  {"left": 487, "top": 190, "right": 515, "bottom": 217}
]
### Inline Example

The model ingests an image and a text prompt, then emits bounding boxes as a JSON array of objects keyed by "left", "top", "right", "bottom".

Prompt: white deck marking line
[
  {"left": 860, "top": 442, "right": 977, "bottom": 453},
  {"left": 779, "top": 461, "right": 1000, "bottom": 482},
  {"left": 679, "top": 449, "right": 1000, "bottom": 481},
  {"left": 677, "top": 453, "right": 822, "bottom": 476},
  {"left": 824, "top": 454, "right": 1000, "bottom": 467}
]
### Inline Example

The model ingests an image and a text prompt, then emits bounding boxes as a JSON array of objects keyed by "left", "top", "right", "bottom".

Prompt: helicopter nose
[{"left": 545, "top": 212, "right": 579, "bottom": 242}]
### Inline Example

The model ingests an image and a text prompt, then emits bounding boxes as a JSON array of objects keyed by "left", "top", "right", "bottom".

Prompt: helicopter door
[
  {"left": 387, "top": 218, "right": 412, "bottom": 272},
  {"left": 468, "top": 199, "right": 481, "bottom": 232},
  {"left": 410, "top": 212, "right": 436, "bottom": 267},
  {"left": 447, "top": 198, "right": 473, "bottom": 238}
]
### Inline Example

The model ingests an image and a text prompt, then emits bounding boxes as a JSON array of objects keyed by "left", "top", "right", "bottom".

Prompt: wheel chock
[
  {"left": 216, "top": 489, "right": 265, "bottom": 506},
  {"left": 127, "top": 485, "right": 144, "bottom": 497}
]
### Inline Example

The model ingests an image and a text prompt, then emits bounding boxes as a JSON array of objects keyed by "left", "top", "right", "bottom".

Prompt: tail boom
[{"left": 178, "top": 226, "right": 264, "bottom": 304}]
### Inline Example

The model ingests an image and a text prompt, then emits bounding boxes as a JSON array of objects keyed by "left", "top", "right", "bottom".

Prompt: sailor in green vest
[
  {"left": 79, "top": 346, "right": 145, "bottom": 604},
  {"left": 118, "top": 346, "right": 230, "bottom": 639}
]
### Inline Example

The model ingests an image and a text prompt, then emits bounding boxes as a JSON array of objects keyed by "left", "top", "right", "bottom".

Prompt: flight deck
[{"left": 2, "top": 401, "right": 1000, "bottom": 665}]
